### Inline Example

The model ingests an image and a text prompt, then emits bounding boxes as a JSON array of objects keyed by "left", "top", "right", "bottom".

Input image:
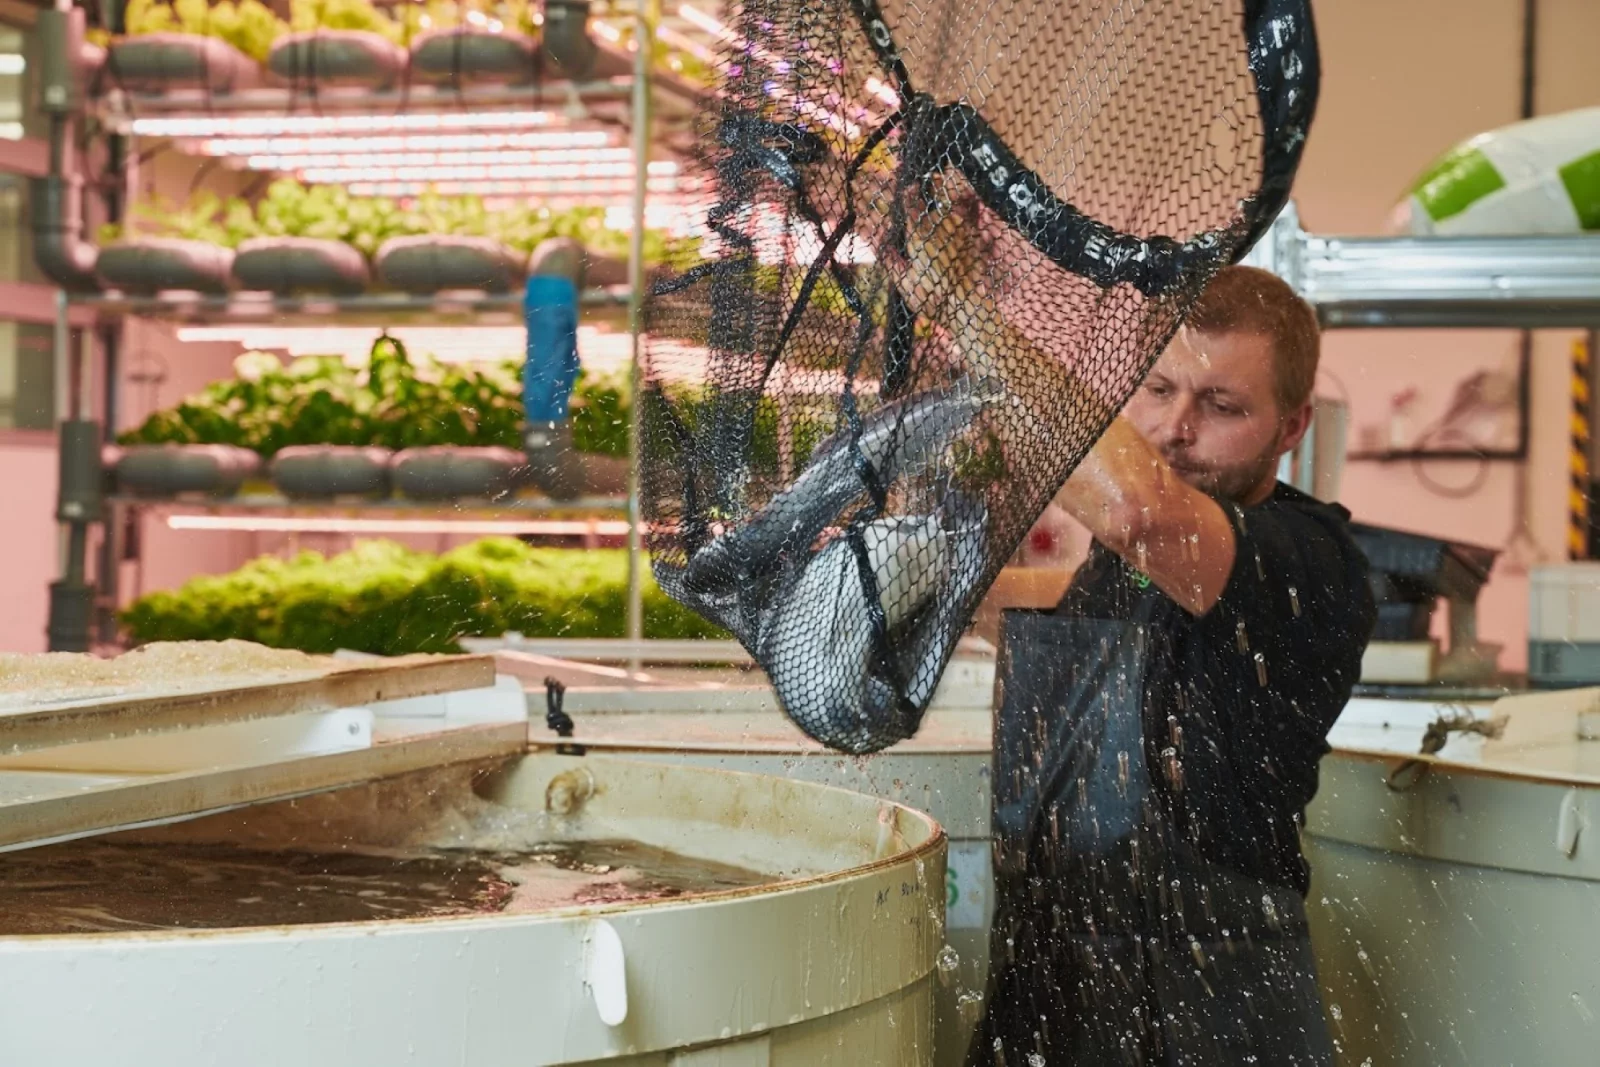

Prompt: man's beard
[{"left": 1164, "top": 440, "right": 1282, "bottom": 503}]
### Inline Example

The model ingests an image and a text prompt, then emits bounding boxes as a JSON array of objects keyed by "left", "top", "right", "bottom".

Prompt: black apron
[{"left": 969, "top": 608, "right": 1334, "bottom": 1067}]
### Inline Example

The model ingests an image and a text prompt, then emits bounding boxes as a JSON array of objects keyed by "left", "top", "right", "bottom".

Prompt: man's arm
[
  {"left": 1051, "top": 413, "right": 1236, "bottom": 615},
  {"left": 892, "top": 188, "right": 1236, "bottom": 613}
]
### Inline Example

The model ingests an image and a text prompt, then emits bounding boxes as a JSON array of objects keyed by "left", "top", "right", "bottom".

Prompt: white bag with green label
[{"left": 1392, "top": 106, "right": 1600, "bottom": 235}]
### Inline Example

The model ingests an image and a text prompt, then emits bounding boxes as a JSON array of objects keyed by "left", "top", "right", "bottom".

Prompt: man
[{"left": 900, "top": 233, "right": 1374, "bottom": 1064}]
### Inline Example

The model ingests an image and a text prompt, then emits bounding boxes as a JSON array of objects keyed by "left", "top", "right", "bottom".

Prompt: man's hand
[{"left": 1055, "top": 418, "right": 1236, "bottom": 615}]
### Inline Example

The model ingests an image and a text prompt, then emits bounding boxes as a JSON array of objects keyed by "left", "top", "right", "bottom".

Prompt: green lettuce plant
[
  {"left": 100, "top": 179, "right": 687, "bottom": 267},
  {"left": 120, "top": 538, "right": 728, "bottom": 653},
  {"left": 124, "top": 0, "right": 287, "bottom": 62},
  {"left": 118, "top": 341, "right": 632, "bottom": 458}
]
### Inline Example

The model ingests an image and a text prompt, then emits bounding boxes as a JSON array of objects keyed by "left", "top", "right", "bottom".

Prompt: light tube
[
  {"left": 167, "top": 515, "right": 632, "bottom": 536},
  {"left": 130, "top": 109, "right": 558, "bottom": 138},
  {"left": 296, "top": 160, "right": 679, "bottom": 183},
  {"left": 343, "top": 177, "right": 681, "bottom": 196},
  {"left": 244, "top": 148, "right": 637, "bottom": 171},
  {"left": 198, "top": 130, "right": 614, "bottom": 156}
]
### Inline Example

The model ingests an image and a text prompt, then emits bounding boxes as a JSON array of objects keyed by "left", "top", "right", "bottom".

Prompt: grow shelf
[
  {"left": 110, "top": 493, "right": 629, "bottom": 514},
  {"left": 71, "top": 286, "right": 631, "bottom": 326},
  {"left": 97, "top": 72, "right": 705, "bottom": 124}
]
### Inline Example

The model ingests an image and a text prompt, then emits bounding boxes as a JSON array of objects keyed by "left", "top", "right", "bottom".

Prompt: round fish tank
[
  {"left": 1306, "top": 693, "right": 1600, "bottom": 1065},
  {"left": 0, "top": 753, "right": 946, "bottom": 1066}
]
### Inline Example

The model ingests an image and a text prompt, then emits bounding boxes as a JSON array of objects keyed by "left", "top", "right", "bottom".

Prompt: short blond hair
[{"left": 1186, "top": 265, "right": 1320, "bottom": 412}]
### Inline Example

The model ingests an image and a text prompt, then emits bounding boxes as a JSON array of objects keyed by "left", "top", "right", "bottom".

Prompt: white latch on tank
[
  {"left": 583, "top": 918, "right": 628, "bottom": 1027},
  {"left": 1556, "top": 788, "right": 1586, "bottom": 858}
]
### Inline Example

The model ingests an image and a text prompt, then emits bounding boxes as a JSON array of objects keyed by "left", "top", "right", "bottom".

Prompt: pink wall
[
  {"left": 117, "top": 317, "right": 261, "bottom": 605},
  {"left": 0, "top": 431, "right": 58, "bottom": 652}
]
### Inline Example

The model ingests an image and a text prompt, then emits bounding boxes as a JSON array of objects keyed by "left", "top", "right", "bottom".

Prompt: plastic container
[
  {"left": 0, "top": 752, "right": 945, "bottom": 1067},
  {"left": 1526, "top": 563, "right": 1600, "bottom": 685},
  {"left": 268, "top": 29, "right": 406, "bottom": 89},
  {"left": 96, "top": 238, "right": 234, "bottom": 295},
  {"left": 114, "top": 444, "right": 261, "bottom": 498},
  {"left": 1311, "top": 692, "right": 1600, "bottom": 1065},
  {"left": 105, "top": 33, "right": 260, "bottom": 94},
  {"left": 375, "top": 235, "right": 527, "bottom": 294},
  {"left": 584, "top": 251, "right": 628, "bottom": 287},
  {"left": 231, "top": 236, "right": 369, "bottom": 295},
  {"left": 1393, "top": 106, "right": 1600, "bottom": 235},
  {"left": 391, "top": 446, "right": 527, "bottom": 501},
  {"left": 409, "top": 27, "right": 539, "bottom": 84},
  {"left": 269, "top": 446, "right": 392, "bottom": 500}
]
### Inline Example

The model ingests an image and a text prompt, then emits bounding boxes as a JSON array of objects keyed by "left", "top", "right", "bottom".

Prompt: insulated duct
[
  {"left": 31, "top": 173, "right": 99, "bottom": 292},
  {"left": 32, "top": 4, "right": 97, "bottom": 292},
  {"left": 540, "top": 0, "right": 598, "bottom": 80}
]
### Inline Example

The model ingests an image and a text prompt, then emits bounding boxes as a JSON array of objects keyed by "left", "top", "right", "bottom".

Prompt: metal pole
[
  {"left": 624, "top": 0, "right": 658, "bottom": 668},
  {"left": 53, "top": 288, "right": 70, "bottom": 575}
]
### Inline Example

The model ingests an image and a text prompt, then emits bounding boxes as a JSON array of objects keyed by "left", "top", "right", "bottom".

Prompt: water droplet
[
  {"left": 957, "top": 989, "right": 985, "bottom": 1024},
  {"left": 1117, "top": 750, "right": 1130, "bottom": 794},
  {"left": 936, "top": 944, "right": 960, "bottom": 985},
  {"left": 1254, "top": 652, "right": 1268, "bottom": 686},
  {"left": 1573, "top": 992, "right": 1595, "bottom": 1023},
  {"left": 1329, "top": 1003, "right": 1343, "bottom": 1022},
  {"left": 1288, "top": 585, "right": 1301, "bottom": 616},
  {"left": 1027, "top": 1055, "right": 1045, "bottom": 1067},
  {"left": 1236, "top": 620, "right": 1249, "bottom": 653}
]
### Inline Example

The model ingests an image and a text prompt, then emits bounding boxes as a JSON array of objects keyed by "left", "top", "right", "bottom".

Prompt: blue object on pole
[{"left": 524, "top": 274, "right": 581, "bottom": 423}]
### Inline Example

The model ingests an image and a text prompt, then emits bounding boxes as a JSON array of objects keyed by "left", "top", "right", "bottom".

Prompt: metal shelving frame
[
  {"left": 1244, "top": 202, "right": 1600, "bottom": 498},
  {"left": 47, "top": 2, "right": 671, "bottom": 651},
  {"left": 1245, "top": 203, "right": 1600, "bottom": 330}
]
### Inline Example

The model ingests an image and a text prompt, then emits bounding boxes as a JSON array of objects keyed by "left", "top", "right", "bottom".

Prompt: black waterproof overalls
[{"left": 968, "top": 607, "right": 1334, "bottom": 1067}]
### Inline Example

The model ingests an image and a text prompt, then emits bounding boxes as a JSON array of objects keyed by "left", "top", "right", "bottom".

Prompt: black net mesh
[{"left": 642, "top": 0, "right": 1319, "bottom": 753}]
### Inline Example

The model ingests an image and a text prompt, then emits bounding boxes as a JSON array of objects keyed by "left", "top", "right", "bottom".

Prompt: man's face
[{"left": 1124, "top": 326, "right": 1310, "bottom": 504}]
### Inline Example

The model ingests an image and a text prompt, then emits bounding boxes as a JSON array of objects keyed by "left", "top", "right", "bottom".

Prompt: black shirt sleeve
[{"left": 1194, "top": 489, "right": 1376, "bottom": 813}]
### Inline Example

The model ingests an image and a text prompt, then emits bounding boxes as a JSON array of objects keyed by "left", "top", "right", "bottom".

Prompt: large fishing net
[{"left": 642, "top": 0, "right": 1320, "bottom": 754}]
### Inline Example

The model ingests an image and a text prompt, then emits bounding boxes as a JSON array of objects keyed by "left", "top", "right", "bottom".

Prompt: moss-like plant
[{"left": 121, "top": 538, "right": 729, "bottom": 652}]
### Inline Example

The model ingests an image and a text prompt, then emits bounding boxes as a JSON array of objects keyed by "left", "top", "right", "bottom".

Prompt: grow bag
[
  {"left": 231, "top": 237, "right": 369, "bottom": 295},
  {"left": 270, "top": 446, "right": 392, "bottom": 500},
  {"left": 375, "top": 235, "right": 526, "bottom": 294},
  {"left": 583, "top": 251, "right": 628, "bottom": 287},
  {"left": 539, "top": 0, "right": 630, "bottom": 80},
  {"left": 95, "top": 238, "right": 234, "bottom": 295},
  {"left": 1393, "top": 106, "right": 1600, "bottom": 236},
  {"left": 268, "top": 30, "right": 406, "bottom": 89},
  {"left": 115, "top": 445, "right": 261, "bottom": 499},
  {"left": 409, "top": 28, "right": 539, "bottom": 85},
  {"left": 391, "top": 447, "right": 526, "bottom": 501},
  {"left": 580, "top": 453, "right": 629, "bottom": 495},
  {"left": 529, "top": 237, "right": 587, "bottom": 288},
  {"left": 105, "top": 33, "right": 260, "bottom": 94}
]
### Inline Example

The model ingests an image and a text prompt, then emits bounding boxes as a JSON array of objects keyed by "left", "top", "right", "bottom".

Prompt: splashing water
[{"left": 936, "top": 944, "right": 961, "bottom": 986}]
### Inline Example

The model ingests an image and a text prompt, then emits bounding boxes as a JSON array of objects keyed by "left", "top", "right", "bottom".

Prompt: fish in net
[{"left": 641, "top": 0, "right": 1320, "bottom": 754}]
